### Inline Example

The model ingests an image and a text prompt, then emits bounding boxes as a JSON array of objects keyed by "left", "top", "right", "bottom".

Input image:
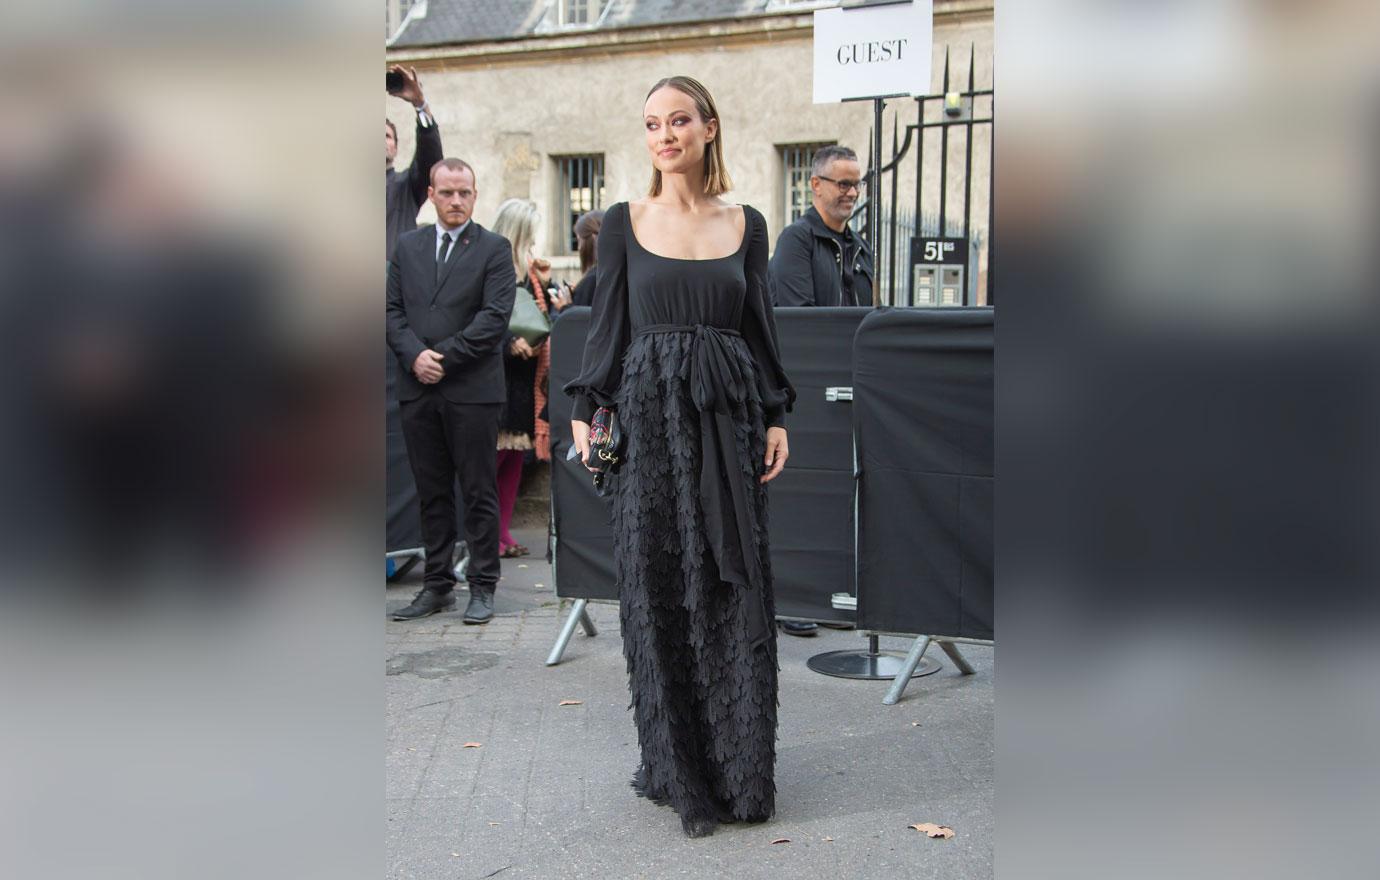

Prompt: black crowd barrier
[
  {"left": 854, "top": 308, "right": 994, "bottom": 639},
  {"left": 386, "top": 353, "right": 423, "bottom": 553},
  {"left": 547, "top": 308, "right": 618, "bottom": 600},
  {"left": 386, "top": 352, "right": 470, "bottom": 557},
  {"left": 549, "top": 307, "right": 864, "bottom": 623},
  {"left": 762, "top": 309, "right": 868, "bottom": 624},
  {"left": 547, "top": 305, "right": 994, "bottom": 641}
]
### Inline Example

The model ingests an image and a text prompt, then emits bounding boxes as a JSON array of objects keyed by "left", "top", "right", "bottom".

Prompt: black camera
[{"left": 386, "top": 70, "right": 404, "bottom": 93}]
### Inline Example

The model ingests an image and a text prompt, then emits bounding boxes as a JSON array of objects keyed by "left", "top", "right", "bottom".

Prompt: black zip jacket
[{"left": 767, "top": 206, "right": 875, "bottom": 307}]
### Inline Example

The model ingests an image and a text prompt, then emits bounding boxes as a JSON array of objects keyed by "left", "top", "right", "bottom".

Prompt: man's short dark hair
[
  {"left": 812, "top": 145, "right": 858, "bottom": 178},
  {"left": 429, "top": 158, "right": 476, "bottom": 187},
  {"left": 385, "top": 118, "right": 397, "bottom": 141}
]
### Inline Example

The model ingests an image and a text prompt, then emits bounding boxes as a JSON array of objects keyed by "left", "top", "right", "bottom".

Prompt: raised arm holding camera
[{"left": 386, "top": 64, "right": 443, "bottom": 261}]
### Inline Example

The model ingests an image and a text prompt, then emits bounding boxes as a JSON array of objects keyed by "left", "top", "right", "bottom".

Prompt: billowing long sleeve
[
  {"left": 742, "top": 206, "right": 797, "bottom": 428},
  {"left": 563, "top": 201, "right": 630, "bottom": 424}
]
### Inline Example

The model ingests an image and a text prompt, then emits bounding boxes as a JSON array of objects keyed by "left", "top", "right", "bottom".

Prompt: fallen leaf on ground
[
  {"left": 534, "top": 582, "right": 545, "bottom": 588},
  {"left": 770, "top": 838, "right": 791, "bottom": 845},
  {"left": 911, "top": 722, "right": 922, "bottom": 727},
  {"left": 462, "top": 742, "right": 483, "bottom": 748},
  {"left": 488, "top": 822, "right": 500, "bottom": 826},
  {"left": 518, "top": 564, "right": 528, "bottom": 569},
  {"left": 451, "top": 852, "right": 459, "bottom": 857},
  {"left": 407, "top": 747, "right": 417, "bottom": 751},
  {"left": 909, "top": 823, "right": 955, "bottom": 839},
  {"left": 558, "top": 699, "right": 583, "bottom": 706},
  {"left": 822, "top": 836, "right": 834, "bottom": 842}
]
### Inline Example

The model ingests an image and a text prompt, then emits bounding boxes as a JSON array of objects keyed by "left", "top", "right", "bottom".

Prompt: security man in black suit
[{"left": 387, "top": 158, "right": 516, "bottom": 623}]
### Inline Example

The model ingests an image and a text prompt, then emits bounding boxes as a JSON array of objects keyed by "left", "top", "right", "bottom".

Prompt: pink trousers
[{"left": 496, "top": 449, "right": 525, "bottom": 549}]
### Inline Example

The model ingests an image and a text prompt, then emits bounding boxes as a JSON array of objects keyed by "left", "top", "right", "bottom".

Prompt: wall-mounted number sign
[{"left": 912, "top": 236, "right": 969, "bottom": 266}]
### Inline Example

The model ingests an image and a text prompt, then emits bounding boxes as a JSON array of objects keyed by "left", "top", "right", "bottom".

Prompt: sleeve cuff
[
  {"left": 571, "top": 396, "right": 595, "bottom": 424},
  {"left": 397, "top": 340, "right": 426, "bottom": 372}
]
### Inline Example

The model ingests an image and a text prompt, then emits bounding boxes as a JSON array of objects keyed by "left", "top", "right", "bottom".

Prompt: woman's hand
[
  {"left": 549, "top": 282, "right": 573, "bottom": 313},
  {"left": 571, "top": 419, "right": 596, "bottom": 472},
  {"left": 761, "top": 426, "right": 789, "bottom": 483},
  {"left": 509, "top": 336, "right": 535, "bottom": 359}
]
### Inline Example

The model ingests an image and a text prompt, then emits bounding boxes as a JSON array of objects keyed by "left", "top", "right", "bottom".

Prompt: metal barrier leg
[
  {"left": 939, "top": 640, "right": 975, "bottom": 675},
  {"left": 386, "top": 549, "right": 424, "bottom": 582},
  {"left": 578, "top": 603, "right": 598, "bottom": 637},
  {"left": 546, "top": 599, "right": 591, "bottom": 667},
  {"left": 452, "top": 541, "right": 470, "bottom": 585},
  {"left": 882, "top": 636, "right": 932, "bottom": 705}
]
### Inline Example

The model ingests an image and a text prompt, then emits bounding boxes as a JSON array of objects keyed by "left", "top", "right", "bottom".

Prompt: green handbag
[{"left": 508, "top": 285, "right": 550, "bottom": 346}]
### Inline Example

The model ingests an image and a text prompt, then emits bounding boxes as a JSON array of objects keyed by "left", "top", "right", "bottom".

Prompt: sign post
[
  {"left": 805, "top": 3, "right": 940, "bottom": 683},
  {"left": 813, "top": 0, "right": 933, "bottom": 258},
  {"left": 812, "top": 0, "right": 932, "bottom": 105}
]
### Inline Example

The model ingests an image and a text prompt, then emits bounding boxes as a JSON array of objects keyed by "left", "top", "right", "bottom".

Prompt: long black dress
[{"left": 563, "top": 201, "right": 796, "bottom": 837}]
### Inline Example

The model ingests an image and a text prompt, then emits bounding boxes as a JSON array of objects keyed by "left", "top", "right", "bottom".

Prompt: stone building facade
[{"left": 385, "top": 0, "right": 993, "bottom": 303}]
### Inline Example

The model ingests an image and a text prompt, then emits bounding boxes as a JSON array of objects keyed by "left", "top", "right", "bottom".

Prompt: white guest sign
[{"left": 813, "top": 0, "right": 933, "bottom": 103}]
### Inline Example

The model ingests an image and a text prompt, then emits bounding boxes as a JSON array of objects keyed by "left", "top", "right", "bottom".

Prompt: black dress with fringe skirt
[{"left": 563, "top": 201, "right": 796, "bottom": 837}]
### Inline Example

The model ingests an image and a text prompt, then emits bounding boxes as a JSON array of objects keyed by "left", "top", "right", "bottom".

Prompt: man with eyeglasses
[
  {"left": 768, "top": 145, "right": 876, "bottom": 310},
  {"left": 768, "top": 146, "right": 873, "bottom": 638}
]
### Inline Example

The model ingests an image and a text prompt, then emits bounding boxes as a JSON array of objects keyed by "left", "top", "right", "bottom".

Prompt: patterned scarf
[{"left": 527, "top": 264, "right": 553, "bottom": 462}]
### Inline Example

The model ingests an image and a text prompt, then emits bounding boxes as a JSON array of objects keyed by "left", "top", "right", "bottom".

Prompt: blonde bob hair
[
  {"left": 490, "top": 198, "right": 540, "bottom": 282},
  {"left": 645, "top": 75, "right": 733, "bottom": 197}
]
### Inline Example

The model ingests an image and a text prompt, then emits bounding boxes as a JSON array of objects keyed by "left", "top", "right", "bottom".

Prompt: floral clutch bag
[{"left": 586, "top": 406, "right": 626, "bottom": 494}]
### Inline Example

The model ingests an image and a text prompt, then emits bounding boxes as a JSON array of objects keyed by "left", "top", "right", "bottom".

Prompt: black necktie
[{"left": 437, "top": 232, "right": 453, "bottom": 281}]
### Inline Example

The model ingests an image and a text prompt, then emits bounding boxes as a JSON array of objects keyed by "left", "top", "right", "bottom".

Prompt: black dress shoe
[
  {"left": 391, "top": 589, "right": 456, "bottom": 621},
  {"left": 779, "top": 620, "right": 818, "bottom": 636},
  {"left": 463, "top": 586, "right": 494, "bottom": 624}
]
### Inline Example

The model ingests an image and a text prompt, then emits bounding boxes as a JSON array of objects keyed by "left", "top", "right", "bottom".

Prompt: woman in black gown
[{"left": 564, "top": 75, "right": 796, "bottom": 838}]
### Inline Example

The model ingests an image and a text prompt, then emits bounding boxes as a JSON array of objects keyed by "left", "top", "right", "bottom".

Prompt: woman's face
[{"left": 643, "top": 86, "right": 717, "bottom": 179}]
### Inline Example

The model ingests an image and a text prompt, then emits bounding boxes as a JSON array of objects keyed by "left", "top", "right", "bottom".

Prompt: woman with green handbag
[{"left": 490, "top": 198, "right": 572, "bottom": 557}]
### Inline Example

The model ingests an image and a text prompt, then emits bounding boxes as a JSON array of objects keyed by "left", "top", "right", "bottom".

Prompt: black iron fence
[{"left": 853, "top": 45, "right": 993, "bottom": 307}]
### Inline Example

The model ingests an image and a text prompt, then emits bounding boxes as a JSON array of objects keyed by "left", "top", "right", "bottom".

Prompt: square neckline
[{"left": 624, "top": 202, "right": 750, "bottom": 262}]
